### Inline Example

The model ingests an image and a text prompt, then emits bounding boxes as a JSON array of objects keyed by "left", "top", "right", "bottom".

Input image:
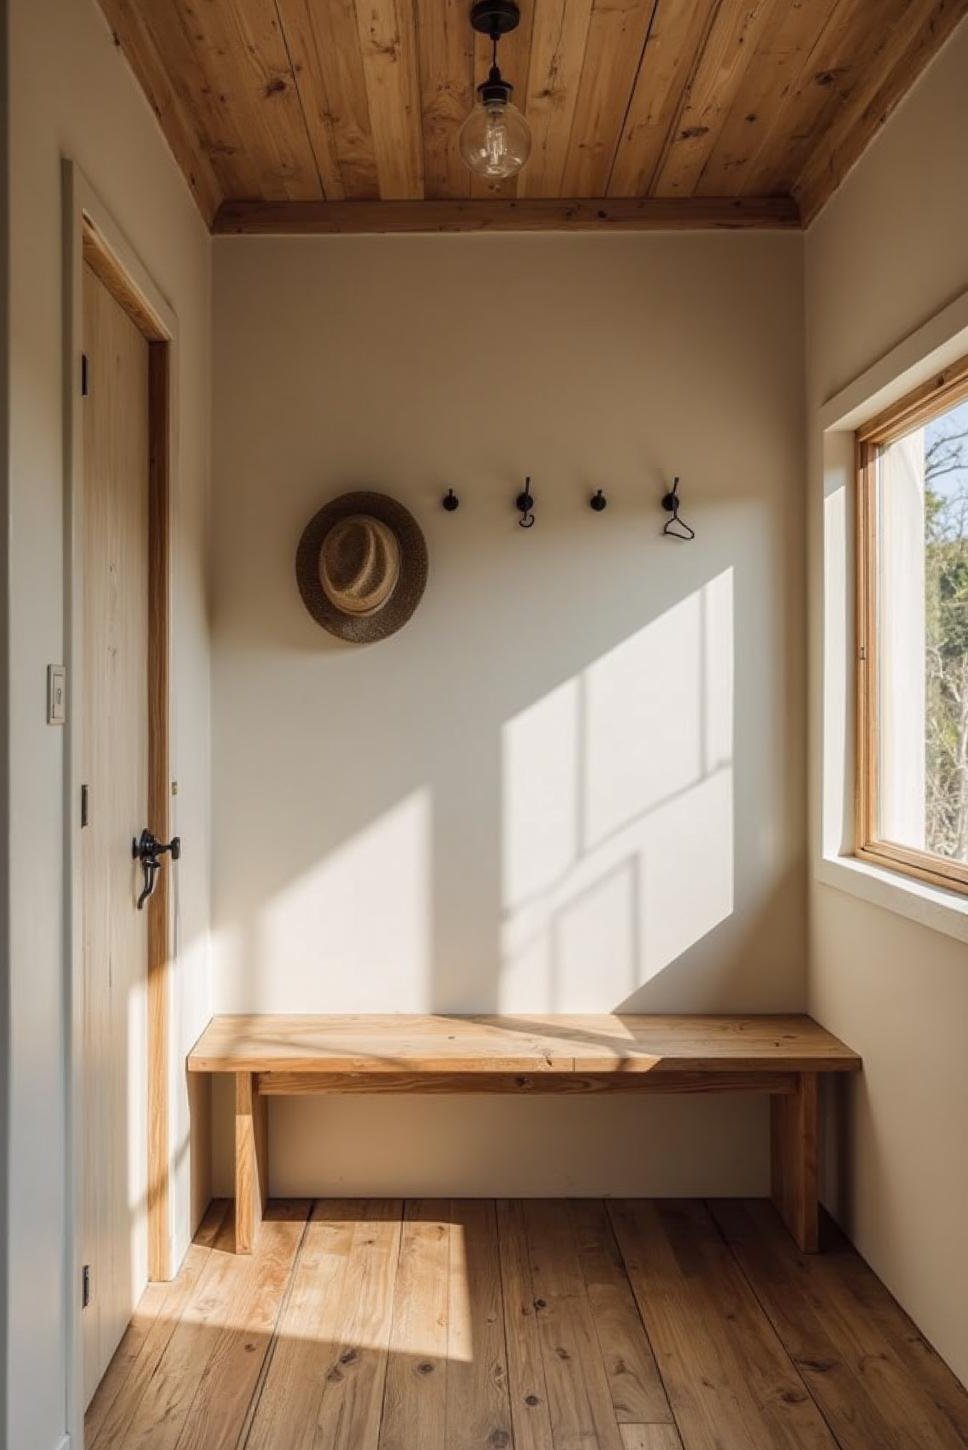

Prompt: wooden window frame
[{"left": 855, "top": 353, "right": 968, "bottom": 896}]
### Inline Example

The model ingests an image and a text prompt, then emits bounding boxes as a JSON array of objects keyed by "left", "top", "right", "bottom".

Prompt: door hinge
[
  {"left": 80, "top": 784, "right": 89, "bottom": 827},
  {"left": 81, "top": 353, "right": 89, "bottom": 397},
  {"left": 82, "top": 1264, "right": 92, "bottom": 1309},
  {"left": 859, "top": 644, "right": 867, "bottom": 662}
]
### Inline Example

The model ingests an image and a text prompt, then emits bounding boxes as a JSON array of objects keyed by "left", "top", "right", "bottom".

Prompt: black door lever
[{"left": 132, "top": 828, "right": 181, "bottom": 910}]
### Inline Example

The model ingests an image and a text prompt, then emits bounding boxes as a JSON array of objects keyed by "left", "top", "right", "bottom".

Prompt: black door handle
[{"left": 132, "top": 828, "right": 181, "bottom": 910}]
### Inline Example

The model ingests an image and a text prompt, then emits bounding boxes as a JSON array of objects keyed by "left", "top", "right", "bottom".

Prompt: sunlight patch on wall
[
  {"left": 584, "top": 593, "right": 703, "bottom": 847},
  {"left": 500, "top": 571, "right": 734, "bottom": 1010},
  {"left": 641, "top": 769, "right": 733, "bottom": 978},
  {"left": 703, "top": 568, "right": 734, "bottom": 770},
  {"left": 502, "top": 679, "right": 580, "bottom": 911}
]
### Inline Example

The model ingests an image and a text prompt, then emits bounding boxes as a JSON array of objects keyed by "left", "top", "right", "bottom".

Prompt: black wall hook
[
  {"left": 661, "top": 477, "right": 695, "bottom": 540},
  {"left": 442, "top": 487, "right": 460, "bottom": 512},
  {"left": 516, "top": 477, "right": 535, "bottom": 528},
  {"left": 589, "top": 488, "right": 607, "bottom": 512}
]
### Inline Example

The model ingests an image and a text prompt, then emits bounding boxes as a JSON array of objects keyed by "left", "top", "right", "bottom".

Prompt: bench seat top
[{"left": 188, "top": 1013, "right": 860, "bottom": 1076}]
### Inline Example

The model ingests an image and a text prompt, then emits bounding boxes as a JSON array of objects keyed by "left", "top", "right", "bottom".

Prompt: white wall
[
  {"left": 5, "top": 0, "right": 212, "bottom": 1444},
  {"left": 806, "top": 18, "right": 968, "bottom": 1388},
  {"left": 211, "top": 230, "right": 806, "bottom": 1197}
]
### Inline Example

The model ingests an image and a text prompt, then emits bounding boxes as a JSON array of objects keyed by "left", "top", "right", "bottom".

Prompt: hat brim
[{"left": 296, "top": 491, "right": 428, "bottom": 643}]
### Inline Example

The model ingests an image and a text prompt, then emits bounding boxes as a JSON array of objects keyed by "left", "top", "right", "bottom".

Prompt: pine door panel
[{"left": 81, "top": 260, "right": 151, "bottom": 1406}]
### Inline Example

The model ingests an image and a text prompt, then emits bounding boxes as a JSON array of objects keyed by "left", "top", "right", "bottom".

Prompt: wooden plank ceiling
[{"left": 98, "top": 0, "right": 968, "bottom": 232}]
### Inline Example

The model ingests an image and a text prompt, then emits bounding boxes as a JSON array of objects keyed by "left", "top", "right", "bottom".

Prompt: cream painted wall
[
  {"left": 806, "top": 20, "right": 968, "bottom": 1388},
  {"left": 6, "top": 0, "right": 212, "bottom": 1444},
  {"left": 211, "top": 231, "right": 805, "bottom": 1198}
]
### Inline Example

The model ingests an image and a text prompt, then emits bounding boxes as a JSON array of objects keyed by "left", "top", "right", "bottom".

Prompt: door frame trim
[{"left": 63, "top": 160, "right": 178, "bottom": 1438}]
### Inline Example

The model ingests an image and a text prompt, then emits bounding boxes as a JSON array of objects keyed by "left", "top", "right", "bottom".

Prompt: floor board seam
[
  {"left": 90, "top": 1198, "right": 232, "bottom": 1450},
  {"left": 498, "top": 1198, "right": 554, "bottom": 1449},
  {"left": 170, "top": 1224, "right": 254, "bottom": 1450},
  {"left": 605, "top": 1200, "right": 689, "bottom": 1450},
  {"left": 526, "top": 1198, "right": 583, "bottom": 1448},
  {"left": 236, "top": 1199, "right": 314, "bottom": 1450},
  {"left": 86, "top": 1294, "right": 170, "bottom": 1450},
  {"left": 494, "top": 1199, "right": 529, "bottom": 1449},
  {"left": 487, "top": 1198, "right": 517, "bottom": 1449},
  {"left": 374, "top": 1197, "right": 408, "bottom": 1450},
  {"left": 704, "top": 1198, "right": 850, "bottom": 1450}
]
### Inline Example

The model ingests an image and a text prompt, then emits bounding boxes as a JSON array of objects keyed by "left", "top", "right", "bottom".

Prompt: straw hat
[{"left": 296, "top": 492, "right": 428, "bottom": 643}]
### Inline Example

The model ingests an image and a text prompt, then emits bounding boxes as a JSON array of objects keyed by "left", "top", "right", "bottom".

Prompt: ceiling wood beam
[
  {"left": 517, "top": 0, "right": 595, "bottom": 197},
  {"left": 607, "top": 0, "right": 716, "bottom": 199},
  {"left": 213, "top": 195, "right": 800, "bottom": 233},
  {"left": 354, "top": 0, "right": 425, "bottom": 198},
  {"left": 276, "top": 0, "right": 381, "bottom": 200},
  {"left": 181, "top": 0, "right": 324, "bottom": 201},
  {"left": 128, "top": 0, "right": 262, "bottom": 198},
  {"left": 731, "top": 0, "right": 869, "bottom": 198},
  {"left": 652, "top": 0, "right": 777, "bottom": 197},
  {"left": 417, "top": 0, "right": 475, "bottom": 199},
  {"left": 99, "top": 0, "right": 957, "bottom": 234},
  {"left": 750, "top": 0, "right": 923, "bottom": 198},
  {"left": 795, "top": 0, "right": 968, "bottom": 224},
  {"left": 561, "top": 0, "right": 659, "bottom": 198},
  {"left": 96, "top": 0, "right": 222, "bottom": 224},
  {"left": 694, "top": 0, "right": 843, "bottom": 198}
]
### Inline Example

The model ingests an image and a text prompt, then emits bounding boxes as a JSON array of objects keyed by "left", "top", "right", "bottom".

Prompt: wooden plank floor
[{"left": 86, "top": 1199, "right": 968, "bottom": 1450}]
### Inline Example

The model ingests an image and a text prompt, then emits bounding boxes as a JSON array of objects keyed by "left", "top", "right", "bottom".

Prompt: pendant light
[{"left": 459, "top": 0, "right": 531, "bottom": 181}]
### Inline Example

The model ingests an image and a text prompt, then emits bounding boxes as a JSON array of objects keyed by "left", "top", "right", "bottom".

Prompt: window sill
[{"left": 815, "top": 853, "right": 968, "bottom": 945}]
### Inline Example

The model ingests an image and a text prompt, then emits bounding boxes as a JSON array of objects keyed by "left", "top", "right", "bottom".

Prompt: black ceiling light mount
[
  {"left": 470, "top": 0, "right": 521, "bottom": 40},
  {"left": 460, "top": 0, "right": 531, "bottom": 180}
]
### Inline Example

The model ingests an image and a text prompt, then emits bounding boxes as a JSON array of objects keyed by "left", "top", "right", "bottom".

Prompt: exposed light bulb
[
  {"left": 460, "top": 93, "right": 531, "bottom": 179},
  {"left": 459, "top": 53, "right": 531, "bottom": 181},
  {"left": 462, "top": 3, "right": 530, "bottom": 180},
  {"left": 484, "top": 104, "right": 510, "bottom": 170}
]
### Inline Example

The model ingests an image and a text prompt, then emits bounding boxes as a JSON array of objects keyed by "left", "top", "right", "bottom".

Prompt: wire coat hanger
[{"left": 661, "top": 477, "right": 695, "bottom": 540}]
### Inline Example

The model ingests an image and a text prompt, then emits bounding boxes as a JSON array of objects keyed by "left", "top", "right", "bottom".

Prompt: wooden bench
[{"left": 187, "top": 1013, "right": 860, "bottom": 1256}]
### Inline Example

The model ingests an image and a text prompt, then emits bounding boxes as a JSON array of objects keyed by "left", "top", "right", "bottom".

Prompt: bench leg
[
  {"left": 235, "top": 1071, "right": 268, "bottom": 1254},
  {"left": 771, "top": 1071, "right": 819, "bottom": 1252}
]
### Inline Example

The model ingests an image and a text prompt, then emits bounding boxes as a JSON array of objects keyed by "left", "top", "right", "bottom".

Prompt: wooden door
[{"left": 80, "top": 260, "right": 151, "bottom": 1406}]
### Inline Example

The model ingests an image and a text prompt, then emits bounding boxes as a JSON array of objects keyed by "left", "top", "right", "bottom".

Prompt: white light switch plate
[{"left": 47, "top": 664, "right": 67, "bottom": 725}]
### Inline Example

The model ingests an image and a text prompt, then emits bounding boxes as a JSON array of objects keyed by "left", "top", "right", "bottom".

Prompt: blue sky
[{"left": 925, "top": 398, "right": 968, "bottom": 514}]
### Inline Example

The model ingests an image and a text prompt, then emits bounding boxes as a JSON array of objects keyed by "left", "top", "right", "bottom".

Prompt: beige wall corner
[{"left": 806, "top": 16, "right": 968, "bottom": 1388}]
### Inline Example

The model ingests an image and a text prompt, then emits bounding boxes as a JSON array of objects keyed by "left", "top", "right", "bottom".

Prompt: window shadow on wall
[
  {"left": 499, "top": 569, "right": 734, "bottom": 1012},
  {"left": 218, "top": 568, "right": 737, "bottom": 1020}
]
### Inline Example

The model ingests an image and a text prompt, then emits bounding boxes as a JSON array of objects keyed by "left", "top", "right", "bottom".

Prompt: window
[{"left": 856, "top": 356, "right": 968, "bottom": 894}]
